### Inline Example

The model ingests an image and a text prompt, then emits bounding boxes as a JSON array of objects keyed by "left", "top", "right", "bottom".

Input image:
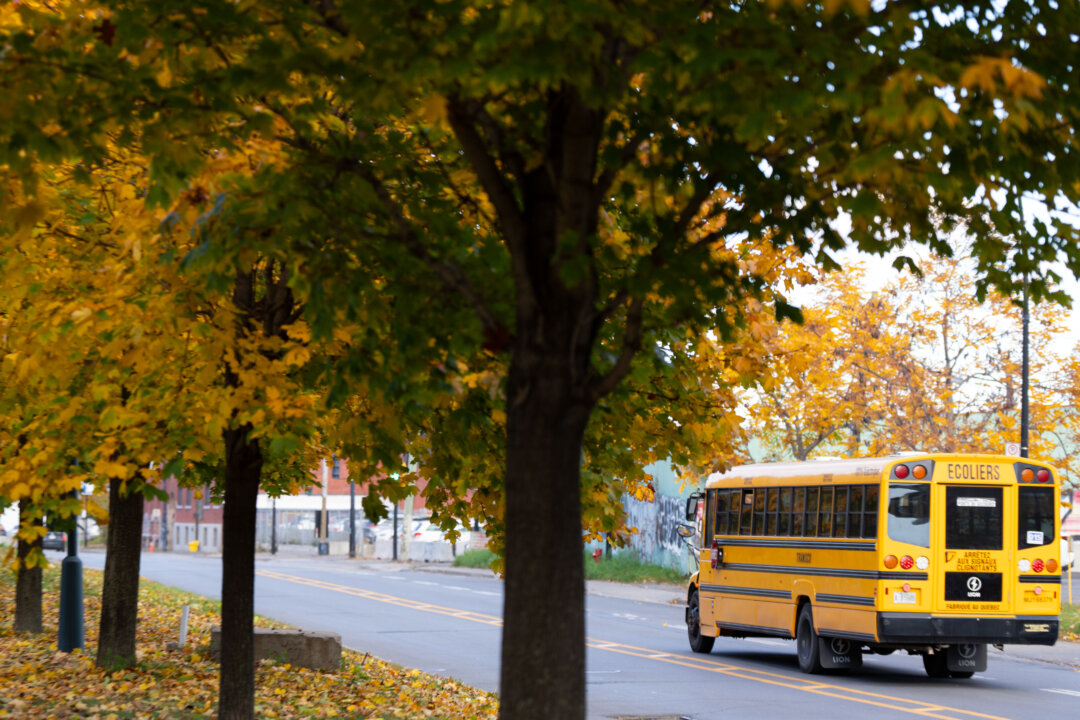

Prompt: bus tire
[
  {"left": 922, "top": 652, "right": 949, "bottom": 678},
  {"left": 796, "top": 604, "right": 824, "bottom": 674},
  {"left": 687, "top": 589, "right": 715, "bottom": 654},
  {"left": 949, "top": 670, "right": 975, "bottom": 679}
]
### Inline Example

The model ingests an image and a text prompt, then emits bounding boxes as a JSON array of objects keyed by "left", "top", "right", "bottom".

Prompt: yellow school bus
[{"left": 683, "top": 454, "right": 1062, "bottom": 677}]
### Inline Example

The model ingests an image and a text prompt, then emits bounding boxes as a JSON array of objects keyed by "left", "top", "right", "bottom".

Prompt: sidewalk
[
  {"left": 413, "top": 562, "right": 686, "bottom": 606},
  {"left": 990, "top": 637, "right": 1080, "bottom": 670}
]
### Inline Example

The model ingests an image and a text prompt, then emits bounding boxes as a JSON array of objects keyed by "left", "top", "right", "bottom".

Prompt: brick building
[{"left": 142, "top": 457, "right": 430, "bottom": 554}]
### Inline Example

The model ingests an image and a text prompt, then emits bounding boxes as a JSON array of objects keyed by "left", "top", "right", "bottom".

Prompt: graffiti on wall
[{"left": 622, "top": 491, "right": 695, "bottom": 573}]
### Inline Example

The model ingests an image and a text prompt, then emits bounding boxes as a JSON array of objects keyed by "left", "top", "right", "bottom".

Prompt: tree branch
[
  {"left": 444, "top": 97, "right": 530, "bottom": 294},
  {"left": 588, "top": 295, "right": 644, "bottom": 403},
  {"left": 355, "top": 165, "right": 501, "bottom": 335}
]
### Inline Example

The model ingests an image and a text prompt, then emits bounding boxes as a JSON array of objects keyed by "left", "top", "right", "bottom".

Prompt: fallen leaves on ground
[{"left": 0, "top": 564, "right": 498, "bottom": 719}]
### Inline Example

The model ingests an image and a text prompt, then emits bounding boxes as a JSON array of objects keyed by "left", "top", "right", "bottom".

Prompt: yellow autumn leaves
[{"left": 0, "top": 565, "right": 500, "bottom": 719}]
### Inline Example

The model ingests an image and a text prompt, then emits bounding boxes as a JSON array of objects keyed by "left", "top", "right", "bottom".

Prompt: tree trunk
[
  {"left": 217, "top": 422, "right": 263, "bottom": 720},
  {"left": 14, "top": 501, "right": 43, "bottom": 633},
  {"left": 96, "top": 478, "right": 145, "bottom": 668},
  {"left": 499, "top": 354, "right": 591, "bottom": 720}
]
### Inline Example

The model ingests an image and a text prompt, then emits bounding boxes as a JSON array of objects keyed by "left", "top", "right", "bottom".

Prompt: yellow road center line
[{"left": 255, "top": 569, "right": 1012, "bottom": 720}]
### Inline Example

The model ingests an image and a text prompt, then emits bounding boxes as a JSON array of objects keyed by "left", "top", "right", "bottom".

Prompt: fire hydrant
[{"left": 592, "top": 547, "right": 602, "bottom": 563}]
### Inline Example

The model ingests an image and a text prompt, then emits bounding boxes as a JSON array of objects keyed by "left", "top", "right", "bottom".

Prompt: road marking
[
  {"left": 255, "top": 569, "right": 1012, "bottom": 720},
  {"left": 1042, "top": 688, "right": 1080, "bottom": 697}
]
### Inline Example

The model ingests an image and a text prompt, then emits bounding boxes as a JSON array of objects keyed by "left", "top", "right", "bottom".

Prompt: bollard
[
  {"left": 58, "top": 524, "right": 84, "bottom": 652},
  {"left": 592, "top": 547, "right": 602, "bottom": 563},
  {"left": 179, "top": 604, "right": 190, "bottom": 646}
]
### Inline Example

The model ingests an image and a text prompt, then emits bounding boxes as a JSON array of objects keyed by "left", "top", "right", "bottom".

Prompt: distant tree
[{"left": 744, "top": 252, "right": 1073, "bottom": 463}]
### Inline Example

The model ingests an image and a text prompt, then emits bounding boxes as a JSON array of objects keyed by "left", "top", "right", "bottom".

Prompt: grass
[
  {"left": 0, "top": 563, "right": 498, "bottom": 719},
  {"left": 455, "top": 548, "right": 686, "bottom": 585},
  {"left": 1061, "top": 602, "right": 1080, "bottom": 640},
  {"left": 453, "top": 548, "right": 497, "bottom": 569},
  {"left": 583, "top": 551, "right": 687, "bottom": 584}
]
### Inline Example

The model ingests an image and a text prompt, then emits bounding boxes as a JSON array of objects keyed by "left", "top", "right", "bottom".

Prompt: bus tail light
[
  {"left": 894, "top": 465, "right": 910, "bottom": 479},
  {"left": 900, "top": 555, "right": 914, "bottom": 570},
  {"left": 912, "top": 465, "right": 927, "bottom": 479},
  {"left": 1037, "top": 469, "right": 1051, "bottom": 482},
  {"left": 1019, "top": 559, "right": 1032, "bottom": 572},
  {"left": 915, "top": 556, "right": 929, "bottom": 570},
  {"left": 1032, "top": 558, "right": 1044, "bottom": 573},
  {"left": 1021, "top": 468, "right": 1035, "bottom": 482},
  {"left": 1046, "top": 559, "right": 1058, "bottom": 573},
  {"left": 884, "top": 555, "right": 898, "bottom": 569},
  {"left": 710, "top": 540, "right": 722, "bottom": 569}
]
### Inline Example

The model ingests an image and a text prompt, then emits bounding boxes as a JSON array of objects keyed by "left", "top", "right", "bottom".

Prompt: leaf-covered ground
[{"left": 0, "top": 564, "right": 498, "bottom": 719}]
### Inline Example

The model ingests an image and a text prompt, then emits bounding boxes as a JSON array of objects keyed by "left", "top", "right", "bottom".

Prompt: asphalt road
[{"left": 63, "top": 549, "right": 1080, "bottom": 720}]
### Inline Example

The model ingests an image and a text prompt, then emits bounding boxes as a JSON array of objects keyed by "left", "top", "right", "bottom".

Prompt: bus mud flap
[
  {"left": 819, "top": 637, "right": 863, "bottom": 669},
  {"left": 947, "top": 643, "right": 987, "bottom": 673}
]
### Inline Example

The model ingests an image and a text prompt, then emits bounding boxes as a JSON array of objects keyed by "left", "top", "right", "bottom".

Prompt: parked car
[
  {"left": 42, "top": 531, "right": 66, "bottom": 551},
  {"left": 413, "top": 519, "right": 471, "bottom": 545}
]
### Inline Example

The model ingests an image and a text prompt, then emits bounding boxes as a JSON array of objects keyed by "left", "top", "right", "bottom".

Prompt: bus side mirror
[
  {"left": 685, "top": 492, "right": 704, "bottom": 521},
  {"left": 676, "top": 524, "right": 695, "bottom": 539}
]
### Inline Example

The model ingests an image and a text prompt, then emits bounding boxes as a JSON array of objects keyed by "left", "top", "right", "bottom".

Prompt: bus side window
[
  {"left": 729, "top": 490, "right": 741, "bottom": 534},
  {"left": 863, "top": 484, "right": 879, "bottom": 539},
  {"left": 847, "top": 485, "right": 863, "bottom": 538},
  {"left": 715, "top": 489, "right": 729, "bottom": 536},
  {"left": 766, "top": 488, "right": 779, "bottom": 536},
  {"left": 794, "top": 490, "right": 803, "bottom": 535},
  {"left": 805, "top": 488, "right": 819, "bottom": 536},
  {"left": 833, "top": 487, "right": 849, "bottom": 538},
  {"left": 740, "top": 489, "right": 753, "bottom": 535},
  {"left": 819, "top": 487, "right": 834, "bottom": 537},
  {"left": 778, "top": 488, "right": 792, "bottom": 536},
  {"left": 753, "top": 488, "right": 766, "bottom": 535}
]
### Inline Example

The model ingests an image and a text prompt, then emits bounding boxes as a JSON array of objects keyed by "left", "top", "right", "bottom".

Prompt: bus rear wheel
[
  {"left": 796, "top": 605, "right": 824, "bottom": 674},
  {"left": 922, "top": 651, "right": 949, "bottom": 678},
  {"left": 687, "top": 589, "right": 715, "bottom": 654}
]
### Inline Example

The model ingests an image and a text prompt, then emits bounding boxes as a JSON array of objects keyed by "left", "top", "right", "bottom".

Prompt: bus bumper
[{"left": 877, "top": 613, "right": 1058, "bottom": 645}]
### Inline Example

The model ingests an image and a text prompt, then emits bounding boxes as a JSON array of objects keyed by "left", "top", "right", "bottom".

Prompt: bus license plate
[{"left": 893, "top": 591, "right": 917, "bottom": 604}]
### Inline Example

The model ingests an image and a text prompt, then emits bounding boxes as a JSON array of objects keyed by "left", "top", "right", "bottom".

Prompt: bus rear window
[
  {"left": 1018, "top": 486, "right": 1055, "bottom": 549},
  {"left": 888, "top": 484, "right": 930, "bottom": 547},
  {"left": 945, "top": 486, "right": 1002, "bottom": 550}
]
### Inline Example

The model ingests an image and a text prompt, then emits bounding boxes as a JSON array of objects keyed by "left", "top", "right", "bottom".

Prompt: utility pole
[
  {"left": 271, "top": 496, "right": 278, "bottom": 555},
  {"left": 318, "top": 459, "right": 329, "bottom": 555},
  {"left": 348, "top": 479, "right": 356, "bottom": 559},
  {"left": 392, "top": 502, "right": 398, "bottom": 561},
  {"left": 193, "top": 489, "right": 202, "bottom": 551},
  {"left": 1020, "top": 277, "right": 1030, "bottom": 458}
]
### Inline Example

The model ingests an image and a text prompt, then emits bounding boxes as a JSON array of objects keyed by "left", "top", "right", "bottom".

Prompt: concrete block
[{"left": 210, "top": 627, "right": 341, "bottom": 671}]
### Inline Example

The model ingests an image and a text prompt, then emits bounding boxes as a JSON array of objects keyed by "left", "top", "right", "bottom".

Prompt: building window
[{"left": 331, "top": 458, "right": 341, "bottom": 479}]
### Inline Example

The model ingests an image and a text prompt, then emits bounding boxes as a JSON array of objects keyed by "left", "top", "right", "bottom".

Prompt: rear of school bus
[{"left": 876, "top": 454, "right": 1061, "bottom": 677}]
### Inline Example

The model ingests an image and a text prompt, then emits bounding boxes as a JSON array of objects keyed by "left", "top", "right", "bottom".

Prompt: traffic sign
[{"left": 1004, "top": 442, "right": 1020, "bottom": 457}]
